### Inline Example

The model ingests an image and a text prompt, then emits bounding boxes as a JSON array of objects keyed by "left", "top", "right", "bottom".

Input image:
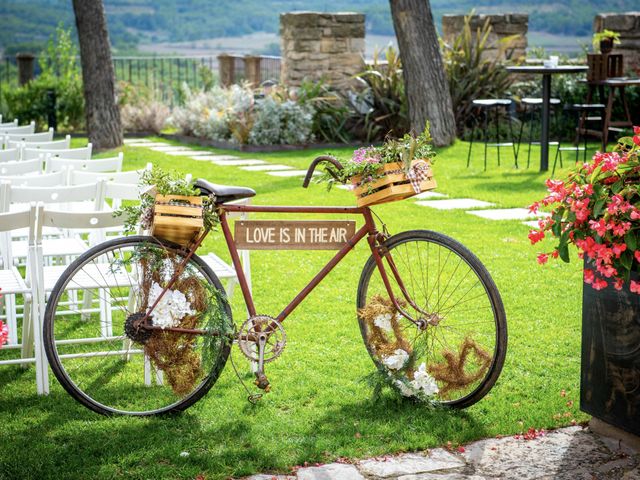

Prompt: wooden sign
[{"left": 234, "top": 220, "right": 356, "bottom": 250}]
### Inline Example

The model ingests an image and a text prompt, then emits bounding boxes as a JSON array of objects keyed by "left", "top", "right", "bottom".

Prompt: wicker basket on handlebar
[
  {"left": 351, "top": 160, "right": 437, "bottom": 207},
  {"left": 151, "top": 194, "right": 204, "bottom": 246}
]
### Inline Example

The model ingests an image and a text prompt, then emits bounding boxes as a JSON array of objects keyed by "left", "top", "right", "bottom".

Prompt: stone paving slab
[
  {"left": 241, "top": 164, "right": 293, "bottom": 171},
  {"left": 267, "top": 170, "right": 314, "bottom": 177},
  {"left": 523, "top": 220, "right": 541, "bottom": 228},
  {"left": 149, "top": 145, "right": 194, "bottom": 152},
  {"left": 211, "top": 159, "right": 266, "bottom": 166},
  {"left": 238, "top": 426, "right": 640, "bottom": 479},
  {"left": 125, "top": 142, "right": 170, "bottom": 148},
  {"left": 466, "top": 208, "right": 550, "bottom": 221},
  {"left": 359, "top": 450, "right": 464, "bottom": 478},
  {"left": 415, "top": 199, "right": 495, "bottom": 210},
  {"left": 190, "top": 155, "right": 240, "bottom": 161},
  {"left": 414, "top": 191, "right": 448, "bottom": 199},
  {"left": 123, "top": 138, "right": 152, "bottom": 144},
  {"left": 297, "top": 464, "right": 365, "bottom": 480},
  {"left": 164, "top": 149, "right": 211, "bottom": 156}
]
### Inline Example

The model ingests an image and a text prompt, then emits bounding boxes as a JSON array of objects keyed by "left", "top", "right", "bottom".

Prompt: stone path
[
  {"left": 240, "top": 426, "right": 640, "bottom": 479},
  {"left": 466, "top": 208, "right": 550, "bottom": 221},
  {"left": 416, "top": 199, "right": 495, "bottom": 210}
]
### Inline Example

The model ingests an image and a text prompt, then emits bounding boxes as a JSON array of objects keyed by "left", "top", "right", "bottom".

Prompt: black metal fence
[{"left": 0, "top": 55, "right": 282, "bottom": 106}]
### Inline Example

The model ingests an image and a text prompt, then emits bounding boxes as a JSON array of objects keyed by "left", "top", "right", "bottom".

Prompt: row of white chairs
[
  {"left": 0, "top": 121, "right": 35, "bottom": 136},
  {"left": 0, "top": 154, "right": 125, "bottom": 184}
]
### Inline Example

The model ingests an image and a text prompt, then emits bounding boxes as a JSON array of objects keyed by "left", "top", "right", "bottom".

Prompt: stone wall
[
  {"left": 594, "top": 12, "right": 640, "bottom": 74},
  {"left": 441, "top": 14, "right": 528, "bottom": 61},
  {"left": 280, "top": 12, "right": 365, "bottom": 89}
]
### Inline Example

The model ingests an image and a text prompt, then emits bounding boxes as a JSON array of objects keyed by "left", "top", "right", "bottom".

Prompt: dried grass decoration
[
  {"left": 139, "top": 250, "right": 231, "bottom": 396},
  {"left": 427, "top": 337, "right": 492, "bottom": 396},
  {"left": 359, "top": 294, "right": 412, "bottom": 358}
]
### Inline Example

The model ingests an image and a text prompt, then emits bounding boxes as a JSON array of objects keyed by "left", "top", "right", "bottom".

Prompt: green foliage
[
  {"left": 442, "top": 14, "right": 516, "bottom": 136},
  {"left": 3, "top": 25, "right": 84, "bottom": 130},
  {"left": 592, "top": 29, "right": 621, "bottom": 52},
  {"left": 296, "top": 79, "right": 354, "bottom": 144},
  {"left": 352, "top": 46, "right": 409, "bottom": 141}
]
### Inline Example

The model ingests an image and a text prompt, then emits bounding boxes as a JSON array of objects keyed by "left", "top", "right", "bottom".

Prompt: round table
[{"left": 506, "top": 65, "right": 588, "bottom": 171}]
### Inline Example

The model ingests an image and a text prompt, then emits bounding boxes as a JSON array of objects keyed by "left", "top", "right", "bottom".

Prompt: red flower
[
  {"left": 584, "top": 269, "right": 595, "bottom": 284},
  {"left": 631, "top": 209, "right": 640, "bottom": 220},
  {"left": 537, "top": 253, "right": 549, "bottom": 264},
  {"left": 614, "top": 278, "right": 624, "bottom": 291},
  {"left": 551, "top": 249, "right": 559, "bottom": 259},
  {"left": 635, "top": 251, "right": 640, "bottom": 263},
  {"left": 611, "top": 221, "right": 632, "bottom": 236},
  {"left": 528, "top": 230, "right": 545, "bottom": 245},
  {"left": 634, "top": 135, "right": 640, "bottom": 147},
  {"left": 634, "top": 126, "right": 640, "bottom": 134},
  {"left": 588, "top": 219, "right": 608, "bottom": 237},
  {"left": 528, "top": 202, "right": 540, "bottom": 214},
  {"left": 0, "top": 321, "right": 7, "bottom": 348},
  {"left": 631, "top": 280, "right": 640, "bottom": 294},
  {"left": 612, "top": 243, "right": 627, "bottom": 258},
  {"left": 592, "top": 278, "right": 608, "bottom": 290}
]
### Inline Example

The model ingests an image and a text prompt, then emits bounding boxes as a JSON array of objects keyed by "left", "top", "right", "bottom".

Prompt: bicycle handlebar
[{"left": 302, "top": 155, "right": 344, "bottom": 188}]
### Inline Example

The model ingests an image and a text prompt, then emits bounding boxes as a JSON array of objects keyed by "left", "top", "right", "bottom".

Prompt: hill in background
[{"left": 0, "top": 0, "right": 634, "bottom": 56}]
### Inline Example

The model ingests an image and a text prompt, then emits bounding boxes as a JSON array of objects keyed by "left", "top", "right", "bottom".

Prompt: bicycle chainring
[{"left": 237, "top": 315, "right": 286, "bottom": 363}]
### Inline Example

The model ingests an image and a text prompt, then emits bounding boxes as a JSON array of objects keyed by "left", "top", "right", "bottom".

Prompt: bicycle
[{"left": 43, "top": 156, "right": 507, "bottom": 416}]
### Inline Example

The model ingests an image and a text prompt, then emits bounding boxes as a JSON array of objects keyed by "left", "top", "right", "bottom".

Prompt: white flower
[
  {"left": 410, "top": 363, "right": 439, "bottom": 397},
  {"left": 373, "top": 313, "right": 393, "bottom": 332},
  {"left": 394, "top": 379, "right": 416, "bottom": 397},
  {"left": 382, "top": 349, "right": 409, "bottom": 371},
  {"left": 148, "top": 282, "right": 194, "bottom": 329}
]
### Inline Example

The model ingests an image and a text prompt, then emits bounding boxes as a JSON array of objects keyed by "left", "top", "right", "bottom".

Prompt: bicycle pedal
[
  {"left": 254, "top": 373, "right": 271, "bottom": 391},
  {"left": 248, "top": 394, "right": 263, "bottom": 404}
]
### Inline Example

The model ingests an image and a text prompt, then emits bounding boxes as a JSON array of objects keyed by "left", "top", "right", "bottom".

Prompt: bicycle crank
[{"left": 237, "top": 315, "right": 286, "bottom": 391}]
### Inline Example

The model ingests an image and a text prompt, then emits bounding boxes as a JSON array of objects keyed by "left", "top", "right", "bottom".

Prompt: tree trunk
[
  {"left": 72, "top": 0, "right": 122, "bottom": 150},
  {"left": 389, "top": 0, "right": 456, "bottom": 147}
]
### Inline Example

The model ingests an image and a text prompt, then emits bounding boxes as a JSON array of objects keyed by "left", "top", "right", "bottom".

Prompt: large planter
[{"left": 581, "top": 272, "right": 640, "bottom": 436}]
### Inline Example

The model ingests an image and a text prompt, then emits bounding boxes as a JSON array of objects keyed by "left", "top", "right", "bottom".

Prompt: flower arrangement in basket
[
  {"left": 117, "top": 167, "right": 220, "bottom": 246},
  {"left": 316, "top": 125, "right": 437, "bottom": 206},
  {"left": 529, "top": 127, "right": 640, "bottom": 292}
]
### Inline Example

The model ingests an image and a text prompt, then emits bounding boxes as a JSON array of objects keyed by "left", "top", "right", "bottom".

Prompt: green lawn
[{"left": 0, "top": 138, "right": 596, "bottom": 479}]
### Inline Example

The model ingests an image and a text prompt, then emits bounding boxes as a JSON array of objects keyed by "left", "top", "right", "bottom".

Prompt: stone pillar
[
  {"left": 594, "top": 13, "right": 640, "bottom": 74},
  {"left": 280, "top": 12, "right": 365, "bottom": 90},
  {"left": 217, "top": 54, "right": 235, "bottom": 87},
  {"left": 442, "top": 14, "right": 528, "bottom": 61},
  {"left": 244, "top": 55, "right": 262, "bottom": 87},
  {"left": 16, "top": 53, "right": 35, "bottom": 86}
]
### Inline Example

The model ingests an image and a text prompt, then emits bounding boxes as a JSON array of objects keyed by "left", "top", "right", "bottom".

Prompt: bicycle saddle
[{"left": 194, "top": 178, "right": 256, "bottom": 204}]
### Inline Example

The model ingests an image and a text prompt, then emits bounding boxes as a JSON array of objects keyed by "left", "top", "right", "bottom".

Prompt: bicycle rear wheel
[
  {"left": 357, "top": 230, "right": 506, "bottom": 408},
  {"left": 44, "top": 236, "right": 233, "bottom": 416}
]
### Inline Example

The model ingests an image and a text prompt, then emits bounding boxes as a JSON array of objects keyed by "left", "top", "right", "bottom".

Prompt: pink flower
[
  {"left": 611, "top": 221, "right": 632, "bottom": 237},
  {"left": 634, "top": 126, "right": 640, "bottom": 134},
  {"left": 537, "top": 253, "right": 549, "bottom": 264},
  {"left": 634, "top": 136, "right": 640, "bottom": 147},
  {"left": 631, "top": 209, "right": 640, "bottom": 220},
  {"left": 528, "top": 202, "right": 540, "bottom": 214},
  {"left": 528, "top": 230, "right": 545, "bottom": 245},
  {"left": 635, "top": 251, "right": 640, "bottom": 263},
  {"left": 612, "top": 243, "right": 627, "bottom": 258},
  {"left": 614, "top": 278, "right": 624, "bottom": 291},
  {"left": 631, "top": 280, "right": 640, "bottom": 294},
  {"left": 592, "top": 278, "right": 608, "bottom": 290},
  {"left": 0, "top": 321, "right": 7, "bottom": 348},
  {"left": 589, "top": 219, "right": 609, "bottom": 237}
]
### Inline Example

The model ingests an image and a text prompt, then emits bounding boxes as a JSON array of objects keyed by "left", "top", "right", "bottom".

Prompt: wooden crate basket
[
  {"left": 350, "top": 160, "right": 437, "bottom": 207},
  {"left": 151, "top": 194, "right": 204, "bottom": 247},
  {"left": 587, "top": 54, "right": 624, "bottom": 82}
]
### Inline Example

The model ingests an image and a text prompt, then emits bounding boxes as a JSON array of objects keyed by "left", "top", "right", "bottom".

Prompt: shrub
[
  {"left": 442, "top": 14, "right": 517, "bottom": 136},
  {"left": 4, "top": 25, "right": 84, "bottom": 130},
  {"left": 352, "top": 46, "right": 409, "bottom": 141},
  {"left": 248, "top": 96, "right": 314, "bottom": 145},
  {"left": 296, "top": 79, "right": 354, "bottom": 144},
  {"left": 118, "top": 81, "right": 170, "bottom": 134}
]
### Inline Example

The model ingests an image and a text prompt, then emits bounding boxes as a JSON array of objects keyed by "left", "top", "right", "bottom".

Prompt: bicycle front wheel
[
  {"left": 44, "top": 236, "right": 233, "bottom": 416},
  {"left": 357, "top": 230, "right": 506, "bottom": 408}
]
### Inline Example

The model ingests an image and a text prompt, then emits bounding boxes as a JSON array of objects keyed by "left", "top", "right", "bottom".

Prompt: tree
[
  {"left": 389, "top": 0, "right": 456, "bottom": 146},
  {"left": 72, "top": 0, "right": 122, "bottom": 149}
]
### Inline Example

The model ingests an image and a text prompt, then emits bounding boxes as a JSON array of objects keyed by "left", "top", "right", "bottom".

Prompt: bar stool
[
  {"left": 517, "top": 97, "right": 561, "bottom": 169},
  {"left": 552, "top": 103, "right": 605, "bottom": 175},
  {"left": 466, "top": 99, "right": 518, "bottom": 170}
]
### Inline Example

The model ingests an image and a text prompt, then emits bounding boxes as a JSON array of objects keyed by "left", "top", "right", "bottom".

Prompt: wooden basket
[
  {"left": 587, "top": 54, "right": 624, "bottom": 82},
  {"left": 151, "top": 194, "right": 204, "bottom": 247},
  {"left": 350, "top": 160, "right": 437, "bottom": 207}
]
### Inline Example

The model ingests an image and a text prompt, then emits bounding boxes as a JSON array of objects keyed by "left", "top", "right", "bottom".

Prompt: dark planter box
[{"left": 581, "top": 275, "right": 640, "bottom": 436}]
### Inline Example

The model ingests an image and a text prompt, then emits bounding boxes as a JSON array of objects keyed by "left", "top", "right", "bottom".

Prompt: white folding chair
[
  {"left": 0, "top": 119, "right": 18, "bottom": 129},
  {"left": 70, "top": 168, "right": 142, "bottom": 186},
  {"left": 0, "top": 159, "right": 42, "bottom": 177},
  {"left": 22, "top": 144, "right": 92, "bottom": 161},
  {"left": 0, "top": 182, "right": 101, "bottom": 266},
  {"left": 0, "top": 170, "right": 66, "bottom": 188},
  {"left": 45, "top": 152, "right": 123, "bottom": 174},
  {"left": 0, "top": 149, "right": 20, "bottom": 163},
  {"left": 0, "top": 122, "right": 35, "bottom": 135},
  {"left": 9, "top": 136, "right": 71, "bottom": 153},
  {"left": 35, "top": 206, "right": 130, "bottom": 394},
  {"left": 4, "top": 128, "right": 54, "bottom": 147},
  {"left": 0, "top": 206, "right": 45, "bottom": 394}
]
